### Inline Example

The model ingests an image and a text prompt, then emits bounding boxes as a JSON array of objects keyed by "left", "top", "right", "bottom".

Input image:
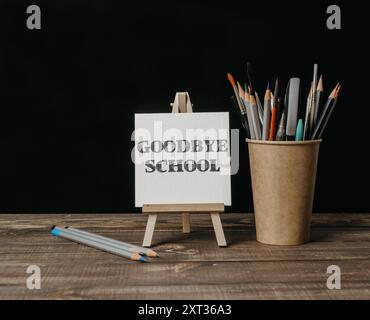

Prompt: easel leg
[
  {"left": 182, "top": 213, "right": 191, "bottom": 233},
  {"left": 142, "top": 214, "right": 157, "bottom": 247},
  {"left": 210, "top": 212, "right": 227, "bottom": 247}
]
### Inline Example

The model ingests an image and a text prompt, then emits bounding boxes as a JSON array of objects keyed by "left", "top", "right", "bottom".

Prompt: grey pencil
[
  {"left": 51, "top": 226, "right": 147, "bottom": 262},
  {"left": 285, "top": 78, "right": 300, "bottom": 140},
  {"left": 238, "top": 83, "right": 256, "bottom": 139},
  {"left": 66, "top": 227, "right": 158, "bottom": 257},
  {"left": 303, "top": 82, "right": 313, "bottom": 140},
  {"left": 309, "top": 64, "right": 319, "bottom": 133},
  {"left": 275, "top": 111, "right": 286, "bottom": 141},
  {"left": 313, "top": 75, "right": 323, "bottom": 127},
  {"left": 255, "top": 91, "right": 264, "bottom": 125},
  {"left": 242, "top": 97, "right": 256, "bottom": 140},
  {"left": 249, "top": 94, "right": 262, "bottom": 140}
]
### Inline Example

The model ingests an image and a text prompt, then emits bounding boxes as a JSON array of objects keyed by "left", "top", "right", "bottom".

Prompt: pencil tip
[
  {"left": 265, "top": 86, "right": 271, "bottom": 99},
  {"left": 139, "top": 256, "right": 147, "bottom": 262},
  {"left": 330, "top": 83, "right": 339, "bottom": 98},
  {"left": 335, "top": 84, "right": 342, "bottom": 98},
  {"left": 227, "top": 73, "right": 235, "bottom": 86},
  {"left": 147, "top": 250, "right": 158, "bottom": 257},
  {"left": 317, "top": 75, "right": 323, "bottom": 91}
]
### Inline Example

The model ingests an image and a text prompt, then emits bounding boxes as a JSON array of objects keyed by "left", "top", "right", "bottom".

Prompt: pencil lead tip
[
  {"left": 335, "top": 84, "right": 342, "bottom": 98},
  {"left": 265, "top": 86, "right": 271, "bottom": 99},
  {"left": 330, "top": 83, "right": 339, "bottom": 98}
]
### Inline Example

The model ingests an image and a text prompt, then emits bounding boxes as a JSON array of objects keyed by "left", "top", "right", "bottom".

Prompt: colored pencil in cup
[
  {"left": 249, "top": 94, "right": 262, "bottom": 140},
  {"left": 51, "top": 226, "right": 147, "bottom": 262},
  {"left": 313, "top": 75, "right": 323, "bottom": 127},
  {"left": 230, "top": 95, "right": 251, "bottom": 138},
  {"left": 275, "top": 111, "right": 286, "bottom": 141},
  {"left": 244, "top": 84, "right": 256, "bottom": 140},
  {"left": 255, "top": 91, "right": 264, "bottom": 125},
  {"left": 262, "top": 84, "right": 271, "bottom": 140},
  {"left": 227, "top": 73, "right": 245, "bottom": 118},
  {"left": 268, "top": 77, "right": 279, "bottom": 140},
  {"left": 295, "top": 119, "right": 303, "bottom": 141},
  {"left": 286, "top": 78, "right": 300, "bottom": 140},
  {"left": 303, "top": 82, "right": 314, "bottom": 140},
  {"left": 311, "top": 84, "right": 341, "bottom": 139},
  {"left": 309, "top": 64, "right": 319, "bottom": 134}
]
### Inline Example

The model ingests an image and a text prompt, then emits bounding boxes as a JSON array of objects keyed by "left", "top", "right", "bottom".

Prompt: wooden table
[{"left": 0, "top": 213, "right": 369, "bottom": 299}]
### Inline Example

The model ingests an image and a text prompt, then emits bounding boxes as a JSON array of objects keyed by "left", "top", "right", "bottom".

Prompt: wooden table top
[{"left": 1, "top": 213, "right": 369, "bottom": 300}]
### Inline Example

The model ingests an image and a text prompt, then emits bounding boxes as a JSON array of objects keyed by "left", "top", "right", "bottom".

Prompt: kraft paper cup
[{"left": 247, "top": 139, "right": 321, "bottom": 245}]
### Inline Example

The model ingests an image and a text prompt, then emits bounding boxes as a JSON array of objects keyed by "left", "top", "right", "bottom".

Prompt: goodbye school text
[{"left": 137, "top": 139, "right": 228, "bottom": 173}]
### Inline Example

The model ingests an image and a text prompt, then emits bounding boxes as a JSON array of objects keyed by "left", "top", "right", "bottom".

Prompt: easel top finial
[{"left": 170, "top": 92, "right": 193, "bottom": 113}]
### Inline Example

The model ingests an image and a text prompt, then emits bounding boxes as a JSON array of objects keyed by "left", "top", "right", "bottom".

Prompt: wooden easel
[{"left": 142, "top": 92, "right": 227, "bottom": 247}]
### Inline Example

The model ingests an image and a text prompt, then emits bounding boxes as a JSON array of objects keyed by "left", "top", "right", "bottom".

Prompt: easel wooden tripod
[{"left": 142, "top": 92, "right": 227, "bottom": 247}]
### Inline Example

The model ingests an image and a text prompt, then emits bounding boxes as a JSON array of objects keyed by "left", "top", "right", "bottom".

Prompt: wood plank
[
  {"left": 1, "top": 213, "right": 370, "bottom": 231},
  {"left": 182, "top": 213, "right": 190, "bottom": 233},
  {"left": 0, "top": 260, "right": 369, "bottom": 299}
]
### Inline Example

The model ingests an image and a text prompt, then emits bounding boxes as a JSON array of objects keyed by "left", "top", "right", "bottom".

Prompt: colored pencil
[
  {"left": 275, "top": 111, "right": 286, "bottom": 141},
  {"left": 227, "top": 73, "right": 244, "bottom": 113},
  {"left": 238, "top": 82, "right": 256, "bottom": 139},
  {"left": 262, "top": 84, "right": 271, "bottom": 140},
  {"left": 51, "top": 226, "right": 147, "bottom": 262},
  {"left": 255, "top": 91, "right": 264, "bottom": 125},
  {"left": 269, "top": 78, "right": 279, "bottom": 140},
  {"left": 313, "top": 75, "right": 323, "bottom": 127},
  {"left": 286, "top": 78, "right": 300, "bottom": 140},
  {"left": 66, "top": 227, "right": 158, "bottom": 257},
  {"left": 295, "top": 119, "right": 303, "bottom": 141},
  {"left": 303, "top": 82, "right": 314, "bottom": 140},
  {"left": 311, "top": 84, "right": 341, "bottom": 139},
  {"left": 249, "top": 94, "right": 262, "bottom": 140},
  {"left": 244, "top": 84, "right": 256, "bottom": 139},
  {"left": 309, "top": 64, "right": 319, "bottom": 134},
  {"left": 230, "top": 95, "right": 250, "bottom": 138}
]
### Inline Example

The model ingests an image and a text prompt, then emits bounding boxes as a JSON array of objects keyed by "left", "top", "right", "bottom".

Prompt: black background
[{"left": 0, "top": 0, "right": 369, "bottom": 213}]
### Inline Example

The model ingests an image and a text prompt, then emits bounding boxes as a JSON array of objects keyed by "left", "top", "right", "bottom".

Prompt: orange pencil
[
  {"left": 269, "top": 77, "right": 279, "bottom": 140},
  {"left": 269, "top": 101, "right": 277, "bottom": 140}
]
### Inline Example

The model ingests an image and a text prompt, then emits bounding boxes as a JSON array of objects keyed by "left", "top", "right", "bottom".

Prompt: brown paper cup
[{"left": 247, "top": 139, "right": 321, "bottom": 245}]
